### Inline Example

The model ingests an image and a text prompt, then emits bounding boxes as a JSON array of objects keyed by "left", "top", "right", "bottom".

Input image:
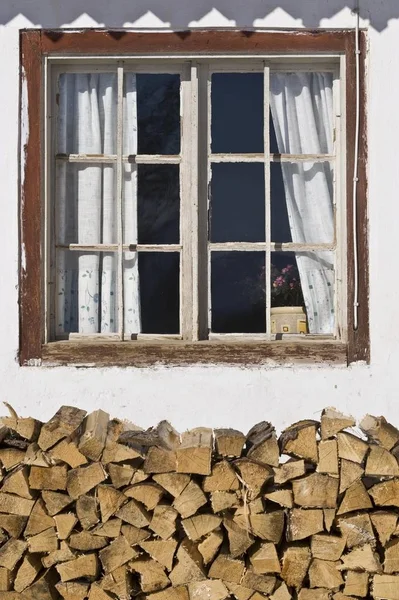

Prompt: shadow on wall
[{"left": 0, "top": 0, "right": 398, "bottom": 31}]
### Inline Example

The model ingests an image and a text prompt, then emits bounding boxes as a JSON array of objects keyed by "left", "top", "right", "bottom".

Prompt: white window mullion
[
  {"left": 116, "top": 64, "right": 125, "bottom": 340},
  {"left": 264, "top": 62, "right": 271, "bottom": 340}
]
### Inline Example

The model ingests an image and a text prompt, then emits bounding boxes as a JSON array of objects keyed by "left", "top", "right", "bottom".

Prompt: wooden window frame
[{"left": 20, "top": 29, "right": 369, "bottom": 367}]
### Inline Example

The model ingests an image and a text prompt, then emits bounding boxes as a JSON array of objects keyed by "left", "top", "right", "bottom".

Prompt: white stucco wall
[{"left": 0, "top": 0, "right": 397, "bottom": 431}]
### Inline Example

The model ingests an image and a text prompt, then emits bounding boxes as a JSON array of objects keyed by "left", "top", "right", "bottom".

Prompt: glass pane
[
  {"left": 56, "top": 250, "right": 118, "bottom": 335},
  {"left": 211, "top": 73, "right": 264, "bottom": 154},
  {"left": 138, "top": 165, "right": 180, "bottom": 245},
  {"left": 56, "top": 162, "right": 117, "bottom": 245},
  {"left": 211, "top": 252, "right": 265, "bottom": 333},
  {"left": 137, "top": 74, "right": 180, "bottom": 155},
  {"left": 138, "top": 252, "right": 180, "bottom": 334},
  {"left": 270, "top": 72, "right": 334, "bottom": 154},
  {"left": 210, "top": 163, "right": 265, "bottom": 243},
  {"left": 271, "top": 162, "right": 334, "bottom": 244},
  {"left": 57, "top": 73, "right": 117, "bottom": 155},
  {"left": 271, "top": 251, "right": 335, "bottom": 335}
]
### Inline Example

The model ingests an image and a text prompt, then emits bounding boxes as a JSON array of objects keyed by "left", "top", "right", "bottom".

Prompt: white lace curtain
[
  {"left": 56, "top": 73, "right": 141, "bottom": 336},
  {"left": 270, "top": 72, "right": 335, "bottom": 334}
]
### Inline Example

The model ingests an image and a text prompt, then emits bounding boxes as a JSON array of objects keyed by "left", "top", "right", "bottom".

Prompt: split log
[
  {"left": 169, "top": 539, "right": 206, "bottom": 586},
  {"left": 311, "top": 534, "right": 346, "bottom": 561},
  {"left": 68, "top": 531, "right": 108, "bottom": 551},
  {"left": 147, "top": 586, "right": 189, "bottom": 600},
  {"left": 323, "top": 509, "right": 336, "bottom": 532},
  {"left": 339, "top": 544, "right": 382, "bottom": 573},
  {"left": 337, "top": 480, "right": 372, "bottom": 515},
  {"left": 308, "top": 559, "right": 344, "bottom": 590},
  {"left": 121, "top": 523, "right": 151, "bottom": 545},
  {"left": 66, "top": 462, "right": 107, "bottom": 499},
  {"left": 0, "top": 515, "right": 26, "bottom": 538},
  {"left": 337, "top": 432, "right": 368, "bottom": 464},
  {"left": 38, "top": 406, "right": 87, "bottom": 451},
  {"left": 188, "top": 579, "right": 229, "bottom": 600},
  {"left": 14, "top": 554, "right": 42, "bottom": 592},
  {"left": 273, "top": 459, "right": 306, "bottom": 485},
  {"left": 337, "top": 513, "right": 375, "bottom": 548},
  {"left": 88, "top": 583, "right": 114, "bottom": 599},
  {"left": 102, "top": 440, "right": 142, "bottom": 464},
  {"left": 339, "top": 459, "right": 364, "bottom": 494},
  {"left": 372, "top": 574, "right": 399, "bottom": 599},
  {"left": 197, "top": 529, "right": 223, "bottom": 565},
  {"left": 1, "top": 415, "right": 41, "bottom": 442},
  {"left": 223, "top": 518, "right": 254, "bottom": 558},
  {"left": 41, "top": 491, "right": 73, "bottom": 516},
  {"left": 182, "top": 514, "right": 222, "bottom": 542},
  {"left": 383, "top": 539, "right": 399, "bottom": 573},
  {"left": 246, "top": 422, "right": 280, "bottom": 467},
  {"left": 125, "top": 482, "right": 164, "bottom": 510},
  {"left": 320, "top": 407, "right": 355, "bottom": 440},
  {"left": 365, "top": 446, "right": 399, "bottom": 477},
  {"left": 115, "top": 499, "right": 151, "bottom": 528},
  {"left": 176, "top": 428, "right": 213, "bottom": 476},
  {"left": 360, "top": 415, "right": 399, "bottom": 451},
  {"left": 153, "top": 473, "right": 190, "bottom": 498},
  {"left": 0, "top": 493, "right": 34, "bottom": 516},
  {"left": 21, "top": 569, "right": 59, "bottom": 600},
  {"left": 298, "top": 590, "right": 331, "bottom": 600},
  {"left": 140, "top": 539, "right": 178, "bottom": 571},
  {"left": 56, "top": 582, "right": 90, "bottom": 600},
  {"left": 76, "top": 494, "right": 99, "bottom": 529},
  {"left": 129, "top": 557, "right": 170, "bottom": 593},
  {"left": 281, "top": 545, "right": 311, "bottom": 589},
  {"left": 47, "top": 439, "right": 87, "bottom": 468},
  {"left": 25, "top": 498, "right": 54, "bottom": 536},
  {"left": 233, "top": 459, "right": 273, "bottom": 497},
  {"left": 0, "top": 539, "right": 27, "bottom": 570},
  {"left": 97, "top": 484, "right": 127, "bottom": 522},
  {"left": 235, "top": 511, "right": 284, "bottom": 543},
  {"left": 279, "top": 420, "right": 318, "bottom": 463},
  {"left": 29, "top": 465, "right": 68, "bottom": 491},
  {"left": 27, "top": 527, "right": 58, "bottom": 553},
  {"left": 287, "top": 509, "right": 324, "bottom": 541},
  {"left": 344, "top": 571, "right": 369, "bottom": 597},
  {"left": 264, "top": 489, "right": 293, "bottom": 508},
  {"left": 150, "top": 506, "right": 178, "bottom": 540},
  {"left": 78, "top": 410, "right": 109, "bottom": 461},
  {"left": 1, "top": 466, "right": 33, "bottom": 499},
  {"left": 42, "top": 541, "right": 75, "bottom": 568},
  {"left": 99, "top": 564, "right": 132, "bottom": 598},
  {"left": 214, "top": 429, "right": 245, "bottom": 458},
  {"left": 93, "top": 518, "right": 121, "bottom": 538},
  {"left": 317, "top": 439, "right": 339, "bottom": 475},
  {"left": 225, "top": 582, "right": 255, "bottom": 600},
  {"left": 292, "top": 473, "right": 338, "bottom": 508},
  {"left": 203, "top": 461, "right": 240, "bottom": 493},
  {"left": 53, "top": 513, "right": 77, "bottom": 541},
  {"left": 144, "top": 447, "right": 177, "bottom": 474},
  {"left": 369, "top": 479, "right": 399, "bottom": 508},
  {"left": 270, "top": 582, "right": 292, "bottom": 600},
  {"left": 250, "top": 542, "right": 281, "bottom": 574},
  {"left": 211, "top": 491, "right": 240, "bottom": 512},
  {"left": 371, "top": 512, "right": 398, "bottom": 546},
  {"left": 0, "top": 567, "right": 11, "bottom": 592},
  {"left": 108, "top": 463, "right": 134, "bottom": 489},
  {"left": 174, "top": 481, "right": 207, "bottom": 519},
  {"left": 240, "top": 568, "right": 276, "bottom": 594},
  {"left": 0, "top": 448, "right": 26, "bottom": 471},
  {"left": 56, "top": 553, "right": 99, "bottom": 582},
  {"left": 208, "top": 555, "right": 245, "bottom": 584}
]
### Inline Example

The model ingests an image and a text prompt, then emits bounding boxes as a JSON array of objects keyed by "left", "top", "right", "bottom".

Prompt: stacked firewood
[{"left": 0, "top": 407, "right": 399, "bottom": 599}]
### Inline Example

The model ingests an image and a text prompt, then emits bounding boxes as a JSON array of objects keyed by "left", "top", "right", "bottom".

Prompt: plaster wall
[{"left": 0, "top": 0, "right": 396, "bottom": 432}]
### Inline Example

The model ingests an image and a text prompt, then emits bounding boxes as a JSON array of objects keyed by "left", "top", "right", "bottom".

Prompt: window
[{"left": 20, "top": 30, "right": 369, "bottom": 366}]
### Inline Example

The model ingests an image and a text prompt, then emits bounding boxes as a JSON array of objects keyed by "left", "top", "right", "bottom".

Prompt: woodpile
[{"left": 0, "top": 406, "right": 399, "bottom": 598}]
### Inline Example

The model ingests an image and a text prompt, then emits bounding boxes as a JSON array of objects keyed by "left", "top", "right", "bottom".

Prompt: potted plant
[{"left": 271, "top": 263, "right": 307, "bottom": 334}]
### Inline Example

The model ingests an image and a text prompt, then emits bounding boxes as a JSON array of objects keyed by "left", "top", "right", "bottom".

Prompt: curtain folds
[
  {"left": 56, "top": 73, "right": 141, "bottom": 336},
  {"left": 270, "top": 72, "right": 335, "bottom": 334}
]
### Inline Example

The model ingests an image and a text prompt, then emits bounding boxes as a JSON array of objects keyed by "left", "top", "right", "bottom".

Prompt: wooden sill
[{"left": 40, "top": 340, "right": 348, "bottom": 367}]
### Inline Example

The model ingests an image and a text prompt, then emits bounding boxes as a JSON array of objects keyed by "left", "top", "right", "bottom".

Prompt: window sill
[{"left": 39, "top": 339, "right": 348, "bottom": 367}]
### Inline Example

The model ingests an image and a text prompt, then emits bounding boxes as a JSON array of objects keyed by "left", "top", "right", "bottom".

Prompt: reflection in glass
[
  {"left": 211, "top": 73, "right": 264, "bottom": 154},
  {"left": 137, "top": 74, "right": 181, "bottom": 155},
  {"left": 137, "top": 165, "right": 180, "bottom": 245},
  {"left": 210, "top": 163, "right": 265, "bottom": 243},
  {"left": 272, "top": 251, "right": 335, "bottom": 335},
  {"left": 271, "top": 162, "right": 334, "bottom": 244},
  {"left": 138, "top": 253, "right": 180, "bottom": 334},
  {"left": 211, "top": 252, "right": 265, "bottom": 333}
]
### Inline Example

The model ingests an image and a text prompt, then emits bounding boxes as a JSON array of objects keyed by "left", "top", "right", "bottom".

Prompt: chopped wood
[
  {"left": 279, "top": 420, "right": 318, "bottom": 463},
  {"left": 176, "top": 428, "right": 213, "bottom": 476},
  {"left": 265, "top": 489, "right": 293, "bottom": 508},
  {"left": 233, "top": 458, "right": 273, "bottom": 497},
  {"left": 119, "top": 420, "right": 178, "bottom": 451},
  {"left": 371, "top": 512, "right": 398, "bottom": 546},
  {"left": 99, "top": 564, "right": 132, "bottom": 598},
  {"left": 150, "top": 506, "right": 178, "bottom": 540},
  {"left": 321, "top": 407, "right": 355, "bottom": 440},
  {"left": 337, "top": 480, "right": 373, "bottom": 515},
  {"left": 214, "top": 429, "right": 245, "bottom": 458},
  {"left": 337, "top": 432, "right": 368, "bottom": 464},
  {"left": 0, "top": 539, "right": 27, "bottom": 570},
  {"left": 48, "top": 439, "right": 87, "bottom": 468},
  {"left": 0, "top": 515, "right": 26, "bottom": 538},
  {"left": 188, "top": 579, "right": 229, "bottom": 600},
  {"left": 339, "top": 544, "right": 382, "bottom": 573},
  {"left": 298, "top": 590, "right": 331, "bottom": 600},
  {"left": 41, "top": 541, "right": 75, "bottom": 568},
  {"left": 281, "top": 545, "right": 311, "bottom": 589},
  {"left": 130, "top": 557, "right": 170, "bottom": 592},
  {"left": 203, "top": 461, "right": 240, "bottom": 493},
  {"left": 55, "top": 582, "right": 90, "bottom": 600},
  {"left": 311, "top": 534, "right": 346, "bottom": 561},
  {"left": 208, "top": 555, "right": 245, "bottom": 584},
  {"left": 88, "top": 583, "right": 114, "bottom": 599},
  {"left": 125, "top": 482, "right": 164, "bottom": 510},
  {"left": 69, "top": 531, "right": 108, "bottom": 551},
  {"left": 97, "top": 484, "right": 127, "bottom": 522},
  {"left": 339, "top": 459, "right": 364, "bottom": 494},
  {"left": 25, "top": 497, "right": 54, "bottom": 536},
  {"left": 140, "top": 539, "right": 178, "bottom": 571},
  {"left": 0, "top": 567, "right": 11, "bottom": 592},
  {"left": 317, "top": 439, "right": 339, "bottom": 475},
  {"left": 225, "top": 582, "right": 255, "bottom": 600},
  {"left": 76, "top": 494, "right": 99, "bottom": 529},
  {"left": 56, "top": 553, "right": 99, "bottom": 582},
  {"left": 174, "top": 481, "right": 207, "bottom": 519},
  {"left": 360, "top": 415, "right": 399, "bottom": 451},
  {"left": 78, "top": 410, "right": 109, "bottom": 461},
  {"left": 42, "top": 491, "right": 72, "bottom": 516},
  {"left": 211, "top": 491, "right": 240, "bottom": 512},
  {"left": 250, "top": 542, "right": 281, "bottom": 574},
  {"left": 287, "top": 509, "right": 324, "bottom": 541},
  {"left": 223, "top": 518, "right": 254, "bottom": 558},
  {"left": 344, "top": 571, "right": 369, "bottom": 597},
  {"left": 366, "top": 446, "right": 399, "bottom": 477},
  {"left": 153, "top": 473, "right": 191, "bottom": 498},
  {"left": 292, "top": 473, "right": 338, "bottom": 508},
  {"left": 1, "top": 416, "right": 41, "bottom": 442},
  {"left": 147, "top": 586, "right": 189, "bottom": 600},
  {"left": 169, "top": 539, "right": 206, "bottom": 586},
  {"left": 27, "top": 527, "right": 58, "bottom": 553},
  {"left": 197, "top": 530, "right": 223, "bottom": 565},
  {"left": 108, "top": 463, "right": 134, "bottom": 488},
  {"left": 274, "top": 459, "right": 306, "bottom": 485},
  {"left": 144, "top": 447, "right": 177, "bottom": 474},
  {"left": 182, "top": 514, "right": 222, "bottom": 542},
  {"left": 0, "top": 448, "right": 25, "bottom": 471},
  {"left": 53, "top": 513, "right": 78, "bottom": 540},
  {"left": 308, "top": 559, "right": 344, "bottom": 590},
  {"left": 383, "top": 539, "right": 399, "bottom": 573},
  {"left": 246, "top": 422, "right": 280, "bottom": 467},
  {"left": 66, "top": 462, "right": 107, "bottom": 499},
  {"left": 235, "top": 496, "right": 263, "bottom": 516},
  {"left": 29, "top": 465, "right": 67, "bottom": 491},
  {"left": 369, "top": 479, "right": 399, "bottom": 508},
  {"left": 372, "top": 574, "right": 399, "bottom": 599},
  {"left": 102, "top": 440, "right": 142, "bottom": 464},
  {"left": 238, "top": 512, "right": 284, "bottom": 543},
  {"left": 38, "top": 406, "right": 87, "bottom": 451},
  {"left": 121, "top": 523, "right": 151, "bottom": 545},
  {"left": 99, "top": 535, "right": 136, "bottom": 574},
  {"left": 24, "top": 443, "right": 51, "bottom": 467},
  {"left": 93, "top": 518, "right": 122, "bottom": 538},
  {"left": 116, "top": 499, "right": 150, "bottom": 528},
  {"left": 337, "top": 513, "right": 375, "bottom": 548},
  {"left": 0, "top": 492, "right": 34, "bottom": 516},
  {"left": 1, "top": 466, "right": 33, "bottom": 499},
  {"left": 21, "top": 569, "right": 59, "bottom": 600},
  {"left": 270, "top": 582, "right": 292, "bottom": 600},
  {"left": 324, "top": 509, "right": 336, "bottom": 532},
  {"left": 240, "top": 567, "right": 276, "bottom": 594}
]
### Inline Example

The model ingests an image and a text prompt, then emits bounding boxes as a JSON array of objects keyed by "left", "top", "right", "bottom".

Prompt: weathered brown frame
[{"left": 20, "top": 29, "right": 369, "bottom": 367}]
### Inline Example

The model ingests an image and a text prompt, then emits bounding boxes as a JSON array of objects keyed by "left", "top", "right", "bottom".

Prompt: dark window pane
[
  {"left": 137, "top": 74, "right": 180, "bottom": 155},
  {"left": 211, "top": 73, "right": 264, "bottom": 154},
  {"left": 210, "top": 163, "right": 265, "bottom": 243},
  {"left": 139, "top": 252, "right": 180, "bottom": 334},
  {"left": 137, "top": 165, "right": 180, "bottom": 244},
  {"left": 271, "top": 161, "right": 334, "bottom": 243},
  {"left": 270, "top": 109, "right": 279, "bottom": 154},
  {"left": 211, "top": 252, "right": 265, "bottom": 333}
]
